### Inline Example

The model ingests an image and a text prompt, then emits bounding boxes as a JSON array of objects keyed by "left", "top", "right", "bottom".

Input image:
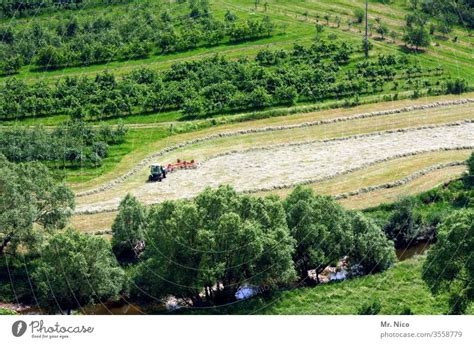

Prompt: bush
[
  {"left": 445, "top": 78, "right": 469, "bottom": 94},
  {"left": 384, "top": 198, "right": 421, "bottom": 248},
  {"left": 467, "top": 152, "right": 474, "bottom": 176},
  {"left": 354, "top": 8, "right": 365, "bottom": 24},
  {"left": 357, "top": 299, "right": 382, "bottom": 315}
]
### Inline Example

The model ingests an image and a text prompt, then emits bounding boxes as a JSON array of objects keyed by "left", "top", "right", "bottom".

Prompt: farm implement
[{"left": 148, "top": 159, "right": 197, "bottom": 182}]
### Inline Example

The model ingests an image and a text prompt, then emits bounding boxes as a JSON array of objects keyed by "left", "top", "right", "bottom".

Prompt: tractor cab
[{"left": 148, "top": 164, "right": 167, "bottom": 182}]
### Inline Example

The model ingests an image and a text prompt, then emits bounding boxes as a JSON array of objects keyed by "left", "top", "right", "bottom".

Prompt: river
[{"left": 395, "top": 241, "right": 431, "bottom": 261}]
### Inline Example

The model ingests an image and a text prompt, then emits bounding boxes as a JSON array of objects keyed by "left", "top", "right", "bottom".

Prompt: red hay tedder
[{"left": 165, "top": 159, "right": 197, "bottom": 172}]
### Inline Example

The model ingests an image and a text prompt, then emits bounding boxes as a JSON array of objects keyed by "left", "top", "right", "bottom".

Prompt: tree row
[
  {"left": 0, "top": 1, "right": 274, "bottom": 74},
  {"left": 0, "top": 41, "right": 449, "bottom": 121},
  {"left": 0, "top": 120, "right": 127, "bottom": 166}
]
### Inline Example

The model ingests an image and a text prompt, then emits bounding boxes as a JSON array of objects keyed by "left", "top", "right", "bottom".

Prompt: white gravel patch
[{"left": 75, "top": 122, "right": 474, "bottom": 214}]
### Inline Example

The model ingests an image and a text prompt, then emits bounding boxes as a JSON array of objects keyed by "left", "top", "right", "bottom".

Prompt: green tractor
[{"left": 148, "top": 164, "right": 167, "bottom": 182}]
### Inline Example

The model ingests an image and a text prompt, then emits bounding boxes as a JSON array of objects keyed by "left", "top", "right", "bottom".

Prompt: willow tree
[
  {"left": 137, "top": 186, "right": 296, "bottom": 305},
  {"left": 111, "top": 194, "right": 147, "bottom": 262},
  {"left": 0, "top": 154, "right": 74, "bottom": 256},
  {"left": 283, "top": 186, "right": 353, "bottom": 284},
  {"left": 350, "top": 212, "right": 395, "bottom": 274},
  {"left": 33, "top": 229, "right": 125, "bottom": 314},
  {"left": 422, "top": 210, "right": 474, "bottom": 314}
]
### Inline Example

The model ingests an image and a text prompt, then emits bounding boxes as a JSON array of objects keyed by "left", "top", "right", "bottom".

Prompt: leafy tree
[
  {"left": 0, "top": 155, "right": 74, "bottom": 256},
  {"left": 35, "top": 46, "right": 66, "bottom": 69},
  {"left": 354, "top": 8, "right": 364, "bottom": 24},
  {"left": 112, "top": 194, "right": 147, "bottom": 261},
  {"left": 436, "top": 20, "right": 453, "bottom": 37},
  {"left": 182, "top": 97, "right": 205, "bottom": 116},
  {"left": 467, "top": 152, "right": 474, "bottom": 176},
  {"left": 384, "top": 198, "right": 421, "bottom": 248},
  {"left": 92, "top": 141, "right": 109, "bottom": 159},
  {"left": 422, "top": 210, "right": 474, "bottom": 314},
  {"left": 400, "top": 306, "right": 414, "bottom": 315},
  {"left": 361, "top": 38, "right": 373, "bottom": 56},
  {"left": 1, "top": 55, "right": 22, "bottom": 75},
  {"left": 88, "top": 152, "right": 102, "bottom": 167},
  {"left": 420, "top": 0, "right": 474, "bottom": 29},
  {"left": 389, "top": 30, "right": 398, "bottom": 42},
  {"left": 402, "top": 24, "right": 430, "bottom": 51},
  {"left": 0, "top": 308, "right": 17, "bottom": 315},
  {"left": 315, "top": 23, "right": 325, "bottom": 38},
  {"left": 445, "top": 78, "right": 468, "bottom": 95},
  {"left": 408, "top": 0, "right": 419, "bottom": 10},
  {"left": 247, "top": 86, "right": 271, "bottom": 109},
  {"left": 0, "top": 39, "right": 430, "bottom": 121},
  {"left": 33, "top": 229, "right": 125, "bottom": 314},
  {"left": 376, "top": 22, "right": 389, "bottom": 40},
  {"left": 275, "top": 85, "right": 298, "bottom": 105},
  {"left": 136, "top": 186, "right": 296, "bottom": 305},
  {"left": 284, "top": 186, "right": 353, "bottom": 283},
  {"left": 0, "top": 120, "right": 124, "bottom": 167},
  {"left": 224, "top": 10, "right": 237, "bottom": 22},
  {"left": 350, "top": 212, "right": 395, "bottom": 274}
]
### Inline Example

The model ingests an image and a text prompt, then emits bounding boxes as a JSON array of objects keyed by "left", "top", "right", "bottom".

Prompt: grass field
[
  {"left": 259, "top": 150, "right": 471, "bottom": 198},
  {"left": 71, "top": 150, "right": 470, "bottom": 233},
  {"left": 338, "top": 165, "right": 467, "bottom": 209},
  {"left": 70, "top": 164, "right": 467, "bottom": 233},
  {"left": 178, "top": 256, "right": 474, "bottom": 315},
  {"left": 73, "top": 100, "right": 473, "bottom": 203},
  {"left": 68, "top": 93, "right": 474, "bottom": 188}
]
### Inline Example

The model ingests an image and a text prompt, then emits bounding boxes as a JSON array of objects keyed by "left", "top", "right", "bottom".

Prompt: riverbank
[
  {"left": 0, "top": 242, "right": 430, "bottom": 316},
  {"left": 176, "top": 256, "right": 474, "bottom": 315}
]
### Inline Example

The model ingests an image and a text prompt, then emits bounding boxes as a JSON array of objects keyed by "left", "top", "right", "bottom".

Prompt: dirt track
[{"left": 75, "top": 122, "right": 474, "bottom": 214}]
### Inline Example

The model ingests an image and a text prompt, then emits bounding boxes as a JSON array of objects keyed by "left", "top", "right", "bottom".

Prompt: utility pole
[{"left": 364, "top": 0, "right": 369, "bottom": 58}]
